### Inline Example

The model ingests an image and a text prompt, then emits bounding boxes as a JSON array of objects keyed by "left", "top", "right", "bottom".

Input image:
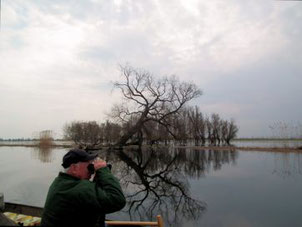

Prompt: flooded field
[
  {"left": 0, "top": 140, "right": 73, "bottom": 146},
  {"left": 0, "top": 145, "right": 302, "bottom": 227},
  {"left": 232, "top": 139, "right": 302, "bottom": 148},
  {"left": 1, "top": 139, "right": 302, "bottom": 148}
]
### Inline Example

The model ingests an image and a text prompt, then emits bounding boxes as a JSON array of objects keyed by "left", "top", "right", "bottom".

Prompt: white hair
[{"left": 62, "top": 166, "right": 70, "bottom": 173}]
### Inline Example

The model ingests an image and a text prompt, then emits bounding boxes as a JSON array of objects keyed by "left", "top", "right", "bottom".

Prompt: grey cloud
[
  {"left": 1, "top": 0, "right": 302, "bottom": 138},
  {"left": 198, "top": 50, "right": 302, "bottom": 137}
]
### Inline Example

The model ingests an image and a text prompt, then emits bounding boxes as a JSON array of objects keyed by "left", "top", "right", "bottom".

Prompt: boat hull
[{"left": 4, "top": 202, "right": 43, "bottom": 217}]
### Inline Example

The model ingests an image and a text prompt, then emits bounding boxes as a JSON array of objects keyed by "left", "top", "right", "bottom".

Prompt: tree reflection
[
  {"left": 273, "top": 152, "right": 302, "bottom": 178},
  {"left": 31, "top": 147, "right": 53, "bottom": 163},
  {"left": 105, "top": 147, "right": 238, "bottom": 226}
]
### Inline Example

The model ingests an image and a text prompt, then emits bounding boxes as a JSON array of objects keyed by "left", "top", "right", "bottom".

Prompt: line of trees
[
  {"left": 64, "top": 65, "right": 238, "bottom": 149},
  {"left": 0, "top": 138, "right": 33, "bottom": 141},
  {"left": 64, "top": 106, "right": 238, "bottom": 148},
  {"left": 63, "top": 121, "right": 121, "bottom": 148},
  {"left": 269, "top": 121, "right": 302, "bottom": 139}
]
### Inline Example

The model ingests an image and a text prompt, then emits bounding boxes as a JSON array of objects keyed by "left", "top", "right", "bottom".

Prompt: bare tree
[
  {"left": 205, "top": 116, "right": 214, "bottom": 145},
  {"left": 220, "top": 120, "right": 228, "bottom": 145},
  {"left": 269, "top": 121, "right": 302, "bottom": 139},
  {"left": 211, "top": 113, "right": 221, "bottom": 146},
  {"left": 172, "top": 109, "right": 189, "bottom": 146},
  {"left": 101, "top": 120, "right": 122, "bottom": 145},
  {"left": 62, "top": 66, "right": 239, "bottom": 148},
  {"left": 187, "top": 107, "right": 197, "bottom": 145},
  {"left": 37, "top": 130, "right": 54, "bottom": 148},
  {"left": 64, "top": 121, "right": 103, "bottom": 149},
  {"left": 111, "top": 65, "right": 202, "bottom": 147},
  {"left": 225, "top": 119, "right": 239, "bottom": 145}
]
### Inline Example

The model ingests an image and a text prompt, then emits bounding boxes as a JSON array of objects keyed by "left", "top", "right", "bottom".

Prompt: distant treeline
[
  {"left": 64, "top": 106, "right": 238, "bottom": 148},
  {"left": 235, "top": 138, "right": 302, "bottom": 141},
  {"left": 0, "top": 138, "right": 33, "bottom": 141},
  {"left": 0, "top": 138, "right": 65, "bottom": 141},
  {"left": 269, "top": 121, "right": 302, "bottom": 139}
]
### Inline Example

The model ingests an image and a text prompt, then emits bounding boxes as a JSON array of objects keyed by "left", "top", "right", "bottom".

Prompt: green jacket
[{"left": 41, "top": 167, "right": 126, "bottom": 226}]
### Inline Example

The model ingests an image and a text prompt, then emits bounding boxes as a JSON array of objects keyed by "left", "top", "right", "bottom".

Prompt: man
[{"left": 41, "top": 149, "right": 126, "bottom": 226}]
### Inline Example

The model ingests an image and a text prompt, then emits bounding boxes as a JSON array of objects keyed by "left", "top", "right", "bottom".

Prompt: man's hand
[{"left": 93, "top": 159, "right": 107, "bottom": 170}]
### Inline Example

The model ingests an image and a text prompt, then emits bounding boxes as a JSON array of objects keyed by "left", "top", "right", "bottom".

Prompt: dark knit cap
[{"left": 62, "top": 149, "right": 97, "bottom": 168}]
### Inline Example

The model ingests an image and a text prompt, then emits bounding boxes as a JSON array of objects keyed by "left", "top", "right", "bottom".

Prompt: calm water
[
  {"left": 1, "top": 139, "right": 302, "bottom": 148},
  {"left": 0, "top": 146, "right": 302, "bottom": 227},
  {"left": 232, "top": 140, "right": 302, "bottom": 148}
]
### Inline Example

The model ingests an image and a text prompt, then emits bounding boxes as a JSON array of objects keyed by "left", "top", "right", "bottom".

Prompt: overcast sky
[{"left": 0, "top": 0, "right": 301, "bottom": 139}]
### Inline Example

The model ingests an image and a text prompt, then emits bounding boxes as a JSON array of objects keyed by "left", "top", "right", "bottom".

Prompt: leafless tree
[
  {"left": 220, "top": 120, "right": 229, "bottom": 145},
  {"left": 64, "top": 121, "right": 103, "bottom": 149},
  {"left": 205, "top": 116, "right": 214, "bottom": 145},
  {"left": 224, "top": 119, "right": 239, "bottom": 145},
  {"left": 187, "top": 106, "right": 206, "bottom": 146},
  {"left": 211, "top": 113, "right": 221, "bottom": 146},
  {"left": 62, "top": 65, "right": 239, "bottom": 148},
  {"left": 37, "top": 130, "right": 54, "bottom": 148},
  {"left": 101, "top": 120, "right": 122, "bottom": 145},
  {"left": 200, "top": 113, "right": 238, "bottom": 146},
  {"left": 172, "top": 109, "right": 190, "bottom": 146},
  {"left": 269, "top": 121, "right": 302, "bottom": 139},
  {"left": 141, "top": 121, "right": 168, "bottom": 145},
  {"left": 111, "top": 65, "right": 202, "bottom": 147}
]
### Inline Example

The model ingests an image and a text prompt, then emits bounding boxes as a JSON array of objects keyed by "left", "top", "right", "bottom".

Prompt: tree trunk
[{"left": 115, "top": 109, "right": 149, "bottom": 147}]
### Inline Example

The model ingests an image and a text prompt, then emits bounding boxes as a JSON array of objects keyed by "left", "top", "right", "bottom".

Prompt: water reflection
[
  {"left": 102, "top": 147, "right": 238, "bottom": 226},
  {"left": 31, "top": 147, "right": 54, "bottom": 163},
  {"left": 174, "top": 148, "right": 238, "bottom": 178},
  {"left": 272, "top": 152, "right": 302, "bottom": 178}
]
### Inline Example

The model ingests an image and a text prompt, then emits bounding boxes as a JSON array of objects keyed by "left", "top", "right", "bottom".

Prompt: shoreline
[
  {"left": 0, "top": 143, "right": 301, "bottom": 153},
  {"left": 177, "top": 145, "right": 302, "bottom": 153},
  {"left": 0, "top": 144, "right": 71, "bottom": 148}
]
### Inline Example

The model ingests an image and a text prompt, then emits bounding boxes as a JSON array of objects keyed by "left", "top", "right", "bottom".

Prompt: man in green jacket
[{"left": 41, "top": 149, "right": 126, "bottom": 226}]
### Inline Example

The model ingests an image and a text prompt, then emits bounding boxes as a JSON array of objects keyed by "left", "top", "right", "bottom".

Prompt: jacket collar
[{"left": 58, "top": 172, "right": 81, "bottom": 180}]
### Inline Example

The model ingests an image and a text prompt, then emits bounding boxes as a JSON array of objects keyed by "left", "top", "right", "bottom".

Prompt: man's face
[{"left": 67, "top": 161, "right": 93, "bottom": 180}]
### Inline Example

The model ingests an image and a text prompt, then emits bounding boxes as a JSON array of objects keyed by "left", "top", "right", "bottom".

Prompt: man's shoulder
[
  {"left": 48, "top": 173, "right": 94, "bottom": 199},
  {"left": 58, "top": 172, "right": 80, "bottom": 180},
  {"left": 50, "top": 172, "right": 92, "bottom": 191}
]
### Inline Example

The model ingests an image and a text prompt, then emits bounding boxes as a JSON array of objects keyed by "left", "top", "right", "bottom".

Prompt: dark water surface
[{"left": 0, "top": 146, "right": 301, "bottom": 227}]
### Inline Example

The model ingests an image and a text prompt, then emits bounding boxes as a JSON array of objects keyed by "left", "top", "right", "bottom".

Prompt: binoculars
[{"left": 87, "top": 163, "right": 112, "bottom": 174}]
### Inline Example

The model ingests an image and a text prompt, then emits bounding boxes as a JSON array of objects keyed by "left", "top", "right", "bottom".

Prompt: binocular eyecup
[{"left": 87, "top": 163, "right": 112, "bottom": 174}]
